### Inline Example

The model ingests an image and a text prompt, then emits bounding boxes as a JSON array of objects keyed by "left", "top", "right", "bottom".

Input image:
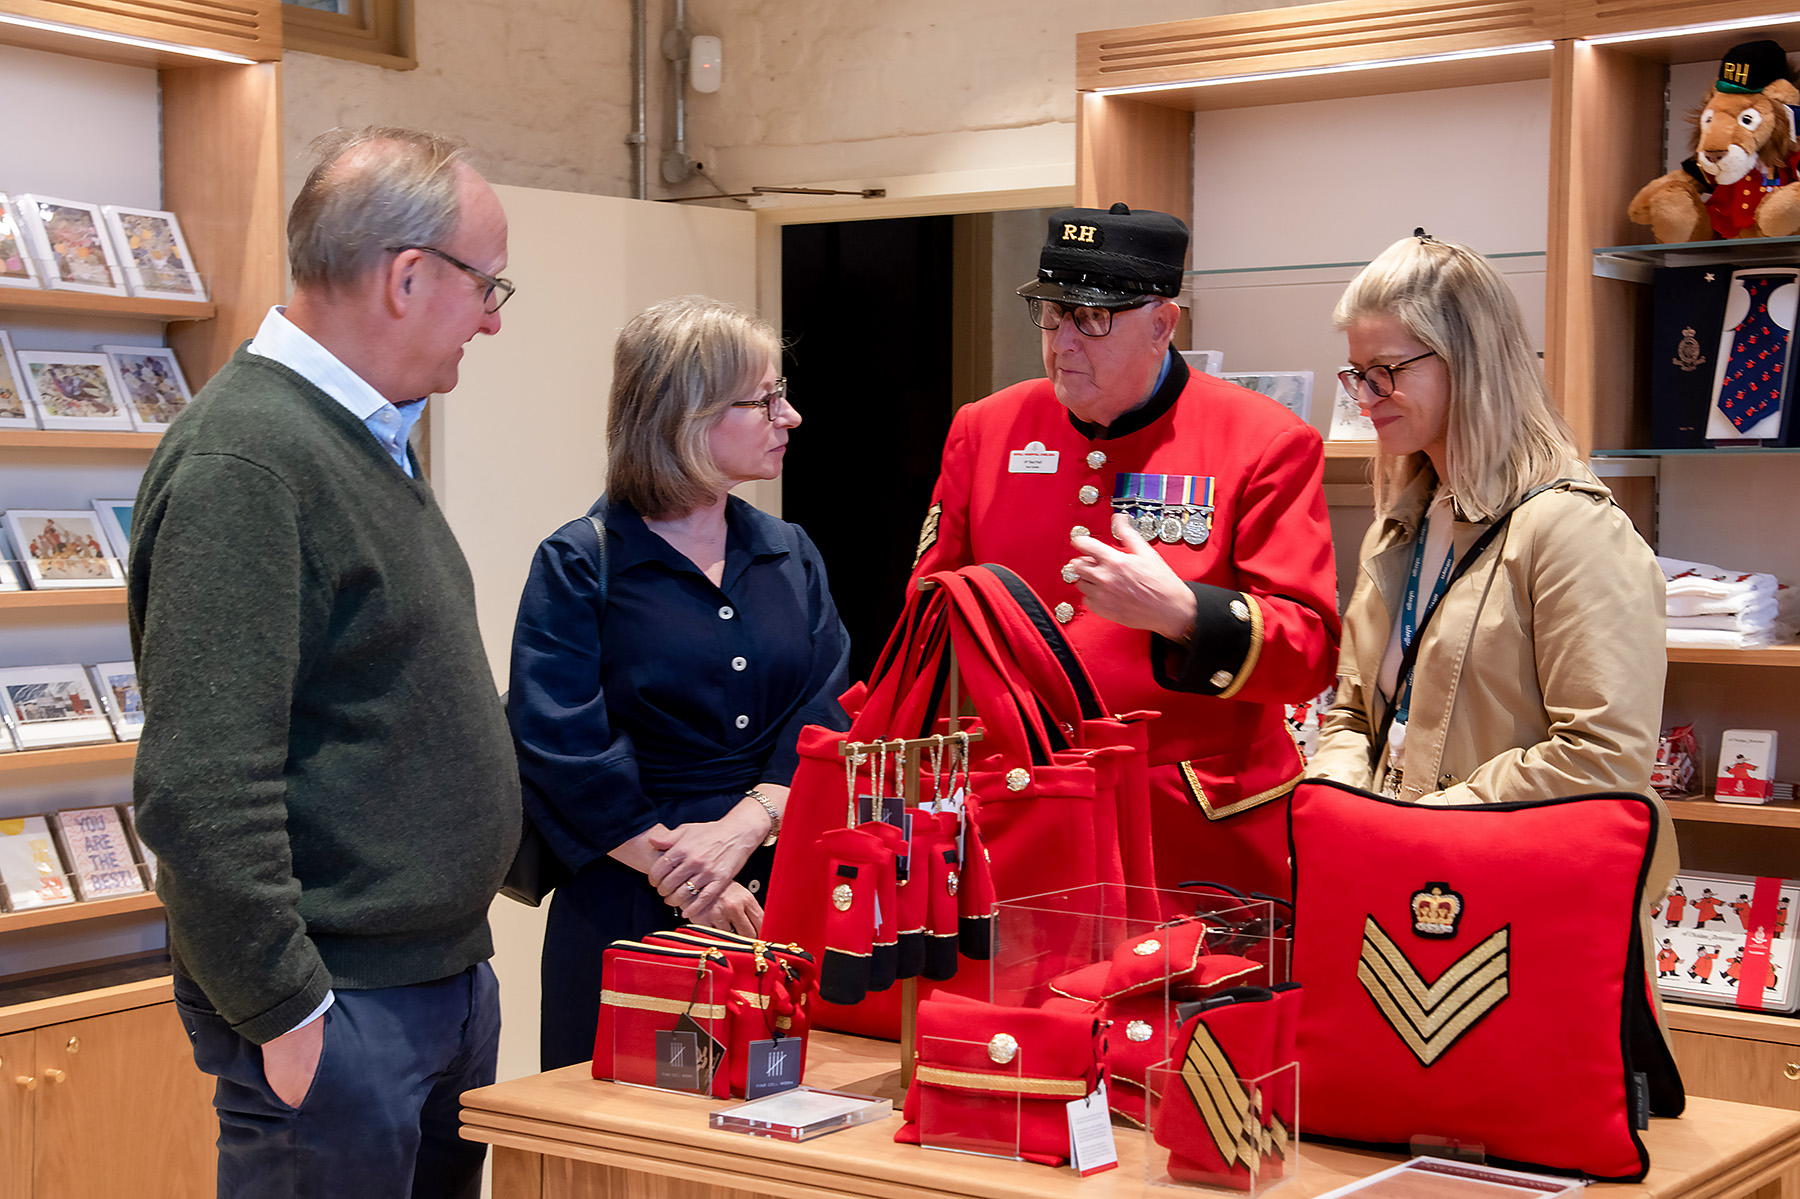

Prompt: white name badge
[{"left": 1008, "top": 441, "right": 1060, "bottom": 474}]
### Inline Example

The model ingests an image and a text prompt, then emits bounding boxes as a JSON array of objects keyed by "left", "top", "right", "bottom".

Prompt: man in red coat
[{"left": 910, "top": 204, "right": 1339, "bottom": 898}]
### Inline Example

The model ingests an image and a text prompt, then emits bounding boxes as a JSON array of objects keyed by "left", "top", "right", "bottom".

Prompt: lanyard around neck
[{"left": 1395, "top": 513, "right": 1454, "bottom": 722}]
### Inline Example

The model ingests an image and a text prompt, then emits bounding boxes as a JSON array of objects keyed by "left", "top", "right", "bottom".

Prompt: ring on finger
[{"left": 684, "top": 880, "right": 699, "bottom": 896}]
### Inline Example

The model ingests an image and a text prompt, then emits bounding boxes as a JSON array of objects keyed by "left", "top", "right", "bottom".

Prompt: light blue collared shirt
[{"left": 246, "top": 306, "right": 425, "bottom": 476}]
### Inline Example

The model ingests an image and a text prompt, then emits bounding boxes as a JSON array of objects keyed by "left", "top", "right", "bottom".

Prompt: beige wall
[{"left": 280, "top": 0, "right": 1284, "bottom": 206}]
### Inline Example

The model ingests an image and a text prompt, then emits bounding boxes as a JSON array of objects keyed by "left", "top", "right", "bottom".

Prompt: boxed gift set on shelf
[{"left": 1655, "top": 869, "right": 1798, "bottom": 1013}]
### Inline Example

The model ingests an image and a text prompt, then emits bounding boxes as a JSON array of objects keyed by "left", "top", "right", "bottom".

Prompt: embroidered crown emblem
[{"left": 1410, "top": 882, "right": 1464, "bottom": 939}]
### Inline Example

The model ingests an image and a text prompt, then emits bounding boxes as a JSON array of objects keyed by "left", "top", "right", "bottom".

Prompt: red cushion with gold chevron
[{"left": 1289, "top": 780, "right": 1683, "bottom": 1183}]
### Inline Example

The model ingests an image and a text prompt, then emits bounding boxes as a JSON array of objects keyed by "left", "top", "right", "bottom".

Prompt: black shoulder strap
[
  {"left": 586, "top": 509, "right": 609, "bottom": 628},
  {"left": 1370, "top": 477, "right": 1578, "bottom": 767}
]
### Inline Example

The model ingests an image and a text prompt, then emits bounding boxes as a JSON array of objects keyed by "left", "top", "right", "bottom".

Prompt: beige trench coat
[{"left": 1309, "top": 466, "right": 1680, "bottom": 1047}]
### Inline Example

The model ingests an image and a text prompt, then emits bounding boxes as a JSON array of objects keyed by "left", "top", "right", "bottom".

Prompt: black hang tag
[
  {"left": 654, "top": 1029, "right": 703, "bottom": 1093},
  {"left": 674, "top": 1013, "right": 725, "bottom": 1083},
  {"left": 746, "top": 1037, "right": 803, "bottom": 1098},
  {"left": 1633, "top": 1071, "right": 1650, "bottom": 1131},
  {"left": 856, "top": 795, "right": 912, "bottom": 881}
]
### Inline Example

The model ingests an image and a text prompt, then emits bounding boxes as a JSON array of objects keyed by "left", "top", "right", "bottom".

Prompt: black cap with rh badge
[{"left": 1016, "top": 202, "right": 1190, "bottom": 308}]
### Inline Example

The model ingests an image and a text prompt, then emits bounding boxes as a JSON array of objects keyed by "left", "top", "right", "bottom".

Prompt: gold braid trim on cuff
[
  {"left": 1215, "top": 593, "right": 1263, "bottom": 700},
  {"left": 913, "top": 1065, "right": 1090, "bottom": 1097},
  {"left": 599, "top": 990, "right": 727, "bottom": 1020}
]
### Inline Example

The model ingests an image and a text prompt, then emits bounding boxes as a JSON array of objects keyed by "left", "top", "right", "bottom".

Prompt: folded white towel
[{"left": 1657, "top": 555, "right": 1779, "bottom": 601}]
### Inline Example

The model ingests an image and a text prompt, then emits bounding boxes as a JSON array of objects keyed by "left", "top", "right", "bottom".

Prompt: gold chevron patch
[
  {"left": 1178, "top": 1021, "right": 1291, "bottom": 1172},
  {"left": 1357, "top": 916, "right": 1510, "bottom": 1067}
]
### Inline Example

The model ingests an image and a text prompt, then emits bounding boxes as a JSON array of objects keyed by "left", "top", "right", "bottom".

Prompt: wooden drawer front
[{"left": 1673, "top": 1029, "right": 1800, "bottom": 1111}]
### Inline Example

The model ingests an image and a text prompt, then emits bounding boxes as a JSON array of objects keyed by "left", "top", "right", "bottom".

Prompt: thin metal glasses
[
  {"left": 1025, "top": 297, "right": 1152, "bottom": 338},
  {"left": 395, "top": 245, "right": 515, "bottom": 313},
  {"left": 729, "top": 377, "right": 790, "bottom": 422},
  {"left": 1337, "top": 350, "right": 1437, "bottom": 399}
]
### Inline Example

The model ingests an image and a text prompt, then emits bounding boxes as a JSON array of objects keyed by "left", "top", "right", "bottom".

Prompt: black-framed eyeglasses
[
  {"left": 728, "top": 377, "right": 790, "bottom": 422},
  {"left": 1337, "top": 350, "right": 1437, "bottom": 399},
  {"left": 394, "top": 244, "right": 515, "bottom": 313},
  {"left": 1025, "top": 296, "right": 1153, "bottom": 338}
]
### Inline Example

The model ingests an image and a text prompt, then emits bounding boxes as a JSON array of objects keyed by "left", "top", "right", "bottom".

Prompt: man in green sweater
[{"left": 128, "top": 126, "right": 522, "bottom": 1199}]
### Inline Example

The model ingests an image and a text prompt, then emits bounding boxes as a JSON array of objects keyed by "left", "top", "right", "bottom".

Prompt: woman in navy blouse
[{"left": 508, "top": 296, "right": 851, "bottom": 1070}]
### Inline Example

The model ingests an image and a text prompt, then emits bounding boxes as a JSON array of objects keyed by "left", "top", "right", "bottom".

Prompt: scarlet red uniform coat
[{"left": 912, "top": 354, "right": 1338, "bottom": 895}]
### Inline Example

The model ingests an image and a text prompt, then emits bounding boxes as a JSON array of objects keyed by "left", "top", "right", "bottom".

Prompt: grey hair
[
  {"left": 606, "top": 296, "right": 781, "bottom": 519},
  {"left": 287, "top": 126, "right": 473, "bottom": 290}
]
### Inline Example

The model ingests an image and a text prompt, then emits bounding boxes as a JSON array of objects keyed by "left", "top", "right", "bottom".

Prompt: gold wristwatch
[{"left": 747, "top": 788, "right": 780, "bottom": 846}]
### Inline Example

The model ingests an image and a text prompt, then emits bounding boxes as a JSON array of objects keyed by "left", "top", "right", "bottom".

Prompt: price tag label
[{"left": 1067, "top": 1081, "right": 1118, "bottom": 1176}]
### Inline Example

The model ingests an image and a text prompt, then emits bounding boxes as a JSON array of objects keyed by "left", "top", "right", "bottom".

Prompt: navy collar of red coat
[
  {"left": 1065, "top": 348, "right": 1189, "bottom": 442},
  {"left": 591, "top": 494, "right": 791, "bottom": 575}
]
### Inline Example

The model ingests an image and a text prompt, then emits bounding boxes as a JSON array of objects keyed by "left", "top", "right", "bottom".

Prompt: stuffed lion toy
[{"left": 1629, "top": 40, "right": 1800, "bottom": 243}]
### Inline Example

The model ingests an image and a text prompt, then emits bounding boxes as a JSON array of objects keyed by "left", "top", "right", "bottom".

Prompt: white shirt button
[
  {"left": 378, "top": 409, "right": 397, "bottom": 424},
  {"left": 735, "top": 714, "right": 750, "bottom": 729},
  {"left": 719, "top": 605, "right": 735, "bottom": 620},
  {"left": 731, "top": 656, "right": 747, "bottom": 671},
  {"left": 748, "top": 878, "right": 761, "bottom": 893}
]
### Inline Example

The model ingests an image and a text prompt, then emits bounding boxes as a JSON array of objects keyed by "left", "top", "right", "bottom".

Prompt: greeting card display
[
  {"left": 89, "top": 661, "right": 145, "bottom": 742},
  {"left": 1654, "top": 869, "right": 1799, "bottom": 1014},
  {"left": 15, "top": 351, "right": 132, "bottom": 431},
  {"left": 102, "top": 345, "right": 193, "bottom": 431},
  {"left": 51, "top": 805, "right": 147, "bottom": 900},
  {"left": 1, "top": 509, "right": 125, "bottom": 589},
  {"left": 0, "top": 194, "right": 44, "bottom": 290},
  {"left": 0, "top": 553, "right": 18, "bottom": 594},
  {"left": 0, "top": 815, "right": 73, "bottom": 911},
  {"left": 15, "top": 194, "right": 126, "bottom": 296},
  {"left": 1327, "top": 379, "right": 1377, "bottom": 441},
  {"left": 0, "top": 330, "right": 35, "bottom": 429},
  {"left": 121, "top": 802, "right": 156, "bottom": 885},
  {"left": 101, "top": 205, "right": 206, "bottom": 300},
  {"left": 1222, "top": 371, "right": 1313, "bottom": 424},
  {"left": 90, "top": 499, "right": 135, "bottom": 566},
  {"left": 0, "top": 663, "right": 115, "bottom": 749},
  {"left": 1716, "top": 728, "right": 1777, "bottom": 804}
]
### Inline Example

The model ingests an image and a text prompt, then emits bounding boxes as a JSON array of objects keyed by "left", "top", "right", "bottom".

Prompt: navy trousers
[{"left": 172, "top": 963, "right": 500, "bottom": 1199}]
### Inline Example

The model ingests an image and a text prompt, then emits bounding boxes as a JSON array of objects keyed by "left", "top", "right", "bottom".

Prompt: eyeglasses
[
  {"left": 728, "top": 377, "right": 790, "bottom": 422},
  {"left": 1026, "top": 297, "right": 1152, "bottom": 338},
  {"left": 394, "top": 244, "right": 515, "bottom": 313},
  {"left": 1337, "top": 350, "right": 1437, "bottom": 399}
]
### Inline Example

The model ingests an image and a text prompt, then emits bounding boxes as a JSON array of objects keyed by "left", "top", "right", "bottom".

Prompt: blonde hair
[
  {"left": 1333, "top": 235, "right": 1576, "bottom": 521},
  {"left": 606, "top": 297, "right": 780, "bottom": 518}
]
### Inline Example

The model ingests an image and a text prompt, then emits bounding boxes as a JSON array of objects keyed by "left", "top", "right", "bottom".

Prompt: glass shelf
[
  {"left": 1592, "top": 447, "right": 1800, "bottom": 457},
  {"left": 1593, "top": 235, "right": 1800, "bottom": 282}
]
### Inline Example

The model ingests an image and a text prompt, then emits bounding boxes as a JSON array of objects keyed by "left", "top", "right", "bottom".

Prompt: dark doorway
[{"left": 780, "top": 216, "right": 956, "bottom": 682}]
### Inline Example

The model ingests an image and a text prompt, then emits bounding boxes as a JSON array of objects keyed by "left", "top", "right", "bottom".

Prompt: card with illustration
[
  {"left": 0, "top": 815, "right": 74, "bottom": 910},
  {"left": 15, "top": 350, "right": 132, "bottom": 431},
  {"left": 1328, "top": 378, "right": 1378, "bottom": 441},
  {"left": 0, "top": 509, "right": 125, "bottom": 589},
  {"left": 90, "top": 498, "right": 135, "bottom": 566},
  {"left": 89, "top": 662, "right": 145, "bottom": 742},
  {"left": 1222, "top": 371, "right": 1313, "bottom": 423},
  {"left": 15, "top": 194, "right": 126, "bottom": 296},
  {"left": 102, "top": 205, "right": 207, "bottom": 301},
  {"left": 0, "top": 194, "right": 43, "bottom": 290},
  {"left": 102, "top": 345, "right": 194, "bottom": 431},
  {"left": 1654, "top": 869, "right": 1798, "bottom": 1014},
  {"left": 0, "top": 663, "right": 117, "bottom": 749},
  {"left": 0, "top": 329, "right": 37, "bottom": 428}
]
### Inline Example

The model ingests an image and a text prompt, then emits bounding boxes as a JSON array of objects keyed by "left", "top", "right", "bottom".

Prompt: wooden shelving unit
[
  {"left": 0, "top": 429, "right": 161, "bottom": 451},
  {"left": 1668, "top": 643, "right": 1800, "bottom": 668},
  {"left": 0, "top": 589, "right": 128, "bottom": 613},
  {"left": 0, "top": 892, "right": 160, "bottom": 935},
  {"left": 0, "top": 289, "right": 212, "bottom": 323},
  {"left": 0, "top": 741, "right": 135, "bottom": 775},
  {"left": 1666, "top": 798, "right": 1800, "bottom": 829}
]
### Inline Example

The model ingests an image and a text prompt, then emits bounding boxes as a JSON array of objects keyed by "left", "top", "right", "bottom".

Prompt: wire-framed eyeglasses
[
  {"left": 1337, "top": 350, "right": 1437, "bottom": 399},
  {"left": 394, "top": 244, "right": 515, "bottom": 313},
  {"left": 1025, "top": 297, "right": 1152, "bottom": 338},
  {"left": 728, "top": 377, "right": 791, "bottom": 422}
]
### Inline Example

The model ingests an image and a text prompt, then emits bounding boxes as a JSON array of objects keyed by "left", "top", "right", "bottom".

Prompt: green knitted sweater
[{"left": 128, "top": 347, "right": 521, "bottom": 1045}]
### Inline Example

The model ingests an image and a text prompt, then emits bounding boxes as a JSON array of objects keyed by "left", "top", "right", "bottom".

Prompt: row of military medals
[{"left": 1113, "top": 473, "right": 1214, "bottom": 548}]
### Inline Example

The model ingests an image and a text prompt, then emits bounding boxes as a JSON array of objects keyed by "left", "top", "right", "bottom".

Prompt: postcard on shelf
[
  {"left": 90, "top": 498, "right": 134, "bottom": 566},
  {"left": 1313, "top": 1155, "right": 1585, "bottom": 1197},
  {"left": 0, "top": 663, "right": 117, "bottom": 750},
  {"left": 101, "top": 345, "right": 193, "bottom": 431},
  {"left": 14, "top": 350, "right": 133, "bottom": 432},
  {"left": 120, "top": 802, "right": 156, "bottom": 885},
  {"left": 1716, "top": 728, "right": 1778, "bottom": 803},
  {"left": 101, "top": 205, "right": 206, "bottom": 301},
  {"left": 14, "top": 194, "right": 127, "bottom": 296},
  {"left": 1328, "top": 379, "right": 1378, "bottom": 441},
  {"left": 0, "top": 194, "right": 44, "bottom": 290},
  {"left": 51, "top": 805, "right": 147, "bottom": 901},
  {"left": 1654, "top": 869, "right": 1798, "bottom": 1014},
  {"left": 0, "top": 330, "right": 37, "bottom": 431},
  {"left": 1222, "top": 370, "right": 1313, "bottom": 423},
  {"left": 1178, "top": 349, "right": 1225, "bottom": 377},
  {"left": 0, "top": 815, "right": 74, "bottom": 911},
  {"left": 88, "top": 661, "right": 144, "bottom": 743},
  {"left": 1, "top": 509, "right": 126, "bottom": 589},
  {"left": 0, "top": 553, "right": 20, "bottom": 594}
]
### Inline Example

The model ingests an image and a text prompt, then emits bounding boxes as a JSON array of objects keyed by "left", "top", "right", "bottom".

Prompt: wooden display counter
[{"left": 462, "top": 1031, "right": 1800, "bottom": 1199}]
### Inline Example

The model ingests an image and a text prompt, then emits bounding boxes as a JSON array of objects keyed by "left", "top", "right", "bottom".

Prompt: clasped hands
[
  {"left": 1066, "top": 513, "right": 1198, "bottom": 641},
  {"left": 643, "top": 789, "right": 782, "bottom": 936}
]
